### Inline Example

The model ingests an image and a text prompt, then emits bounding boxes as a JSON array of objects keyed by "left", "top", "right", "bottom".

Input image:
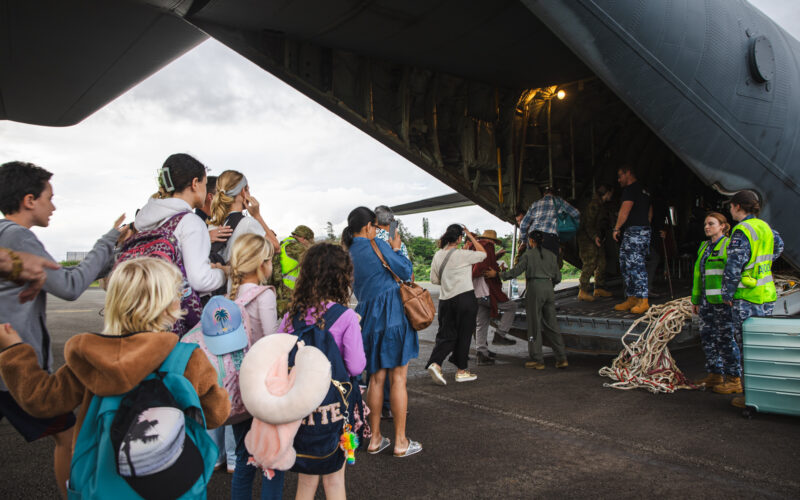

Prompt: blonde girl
[
  {"left": 209, "top": 170, "right": 279, "bottom": 262},
  {"left": 0, "top": 257, "right": 230, "bottom": 496},
  {"left": 226, "top": 233, "right": 283, "bottom": 500}
]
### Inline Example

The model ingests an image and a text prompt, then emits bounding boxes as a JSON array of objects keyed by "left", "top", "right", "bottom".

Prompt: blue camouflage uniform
[
  {"left": 620, "top": 226, "right": 651, "bottom": 298},
  {"left": 721, "top": 215, "right": 784, "bottom": 348},
  {"left": 695, "top": 238, "right": 741, "bottom": 377}
]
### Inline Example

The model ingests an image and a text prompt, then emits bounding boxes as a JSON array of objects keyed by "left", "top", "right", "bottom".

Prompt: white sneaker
[
  {"left": 455, "top": 370, "right": 478, "bottom": 383},
  {"left": 427, "top": 363, "right": 447, "bottom": 386}
]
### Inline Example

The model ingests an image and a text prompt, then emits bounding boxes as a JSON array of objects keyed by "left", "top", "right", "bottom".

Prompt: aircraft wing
[{"left": 390, "top": 193, "right": 474, "bottom": 216}]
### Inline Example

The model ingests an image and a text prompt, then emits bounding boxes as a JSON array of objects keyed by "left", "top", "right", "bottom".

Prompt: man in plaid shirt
[{"left": 518, "top": 187, "right": 580, "bottom": 258}]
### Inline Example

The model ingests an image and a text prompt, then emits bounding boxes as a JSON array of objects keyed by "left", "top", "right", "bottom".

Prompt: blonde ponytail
[
  {"left": 229, "top": 233, "right": 274, "bottom": 299},
  {"left": 209, "top": 170, "right": 245, "bottom": 226}
]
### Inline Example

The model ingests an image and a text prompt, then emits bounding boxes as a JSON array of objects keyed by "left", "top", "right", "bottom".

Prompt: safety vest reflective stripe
[
  {"left": 706, "top": 289, "right": 723, "bottom": 296},
  {"left": 705, "top": 269, "right": 724, "bottom": 276},
  {"left": 737, "top": 275, "right": 774, "bottom": 288},
  {"left": 738, "top": 222, "right": 758, "bottom": 241},
  {"left": 283, "top": 274, "right": 296, "bottom": 282},
  {"left": 745, "top": 254, "right": 773, "bottom": 270}
]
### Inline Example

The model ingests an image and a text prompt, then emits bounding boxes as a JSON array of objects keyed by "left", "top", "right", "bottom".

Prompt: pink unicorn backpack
[{"left": 181, "top": 285, "right": 274, "bottom": 425}]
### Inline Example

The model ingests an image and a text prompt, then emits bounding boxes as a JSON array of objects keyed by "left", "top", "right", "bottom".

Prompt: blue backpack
[
  {"left": 68, "top": 343, "right": 218, "bottom": 500},
  {"left": 288, "top": 304, "right": 365, "bottom": 475}
]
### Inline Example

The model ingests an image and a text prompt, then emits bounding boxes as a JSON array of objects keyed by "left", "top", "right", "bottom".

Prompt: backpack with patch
[
  {"left": 117, "top": 212, "right": 202, "bottom": 337},
  {"left": 67, "top": 343, "right": 217, "bottom": 500},
  {"left": 181, "top": 285, "right": 273, "bottom": 425},
  {"left": 287, "top": 304, "right": 368, "bottom": 474}
]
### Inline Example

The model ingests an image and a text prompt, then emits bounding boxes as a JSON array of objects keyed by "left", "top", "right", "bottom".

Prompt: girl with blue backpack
[
  {"left": 277, "top": 243, "right": 367, "bottom": 500},
  {"left": 0, "top": 257, "right": 230, "bottom": 499}
]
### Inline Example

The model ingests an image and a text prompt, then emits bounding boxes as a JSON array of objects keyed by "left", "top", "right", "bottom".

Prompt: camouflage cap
[{"left": 292, "top": 225, "right": 315, "bottom": 241}]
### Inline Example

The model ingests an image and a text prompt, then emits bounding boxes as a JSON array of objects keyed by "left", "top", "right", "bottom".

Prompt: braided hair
[
  {"left": 528, "top": 230, "right": 545, "bottom": 258},
  {"left": 287, "top": 243, "right": 353, "bottom": 328}
]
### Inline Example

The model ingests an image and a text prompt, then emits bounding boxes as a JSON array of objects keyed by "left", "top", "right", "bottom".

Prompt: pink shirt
[
  {"left": 239, "top": 283, "right": 279, "bottom": 343},
  {"left": 278, "top": 302, "right": 367, "bottom": 377}
]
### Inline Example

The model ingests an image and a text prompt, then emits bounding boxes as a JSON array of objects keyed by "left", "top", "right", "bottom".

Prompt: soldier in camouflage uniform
[
  {"left": 613, "top": 166, "right": 652, "bottom": 315},
  {"left": 271, "top": 225, "right": 315, "bottom": 316},
  {"left": 719, "top": 191, "right": 783, "bottom": 399},
  {"left": 577, "top": 184, "right": 613, "bottom": 301}
]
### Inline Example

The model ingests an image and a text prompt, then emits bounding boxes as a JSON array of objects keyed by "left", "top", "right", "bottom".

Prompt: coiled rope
[{"left": 598, "top": 298, "right": 695, "bottom": 394}]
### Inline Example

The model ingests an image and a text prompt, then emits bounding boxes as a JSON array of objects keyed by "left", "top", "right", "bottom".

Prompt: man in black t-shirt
[{"left": 612, "top": 166, "right": 652, "bottom": 314}]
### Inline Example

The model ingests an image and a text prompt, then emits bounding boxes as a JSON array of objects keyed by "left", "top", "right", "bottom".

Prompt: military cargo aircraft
[{"left": 3, "top": 0, "right": 800, "bottom": 352}]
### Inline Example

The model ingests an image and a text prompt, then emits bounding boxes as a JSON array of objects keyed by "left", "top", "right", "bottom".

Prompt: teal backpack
[
  {"left": 67, "top": 343, "right": 218, "bottom": 499},
  {"left": 554, "top": 197, "right": 579, "bottom": 241}
]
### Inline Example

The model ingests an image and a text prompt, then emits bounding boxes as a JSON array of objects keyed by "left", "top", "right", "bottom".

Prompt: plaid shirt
[
  {"left": 519, "top": 194, "right": 580, "bottom": 238},
  {"left": 375, "top": 227, "right": 409, "bottom": 260}
]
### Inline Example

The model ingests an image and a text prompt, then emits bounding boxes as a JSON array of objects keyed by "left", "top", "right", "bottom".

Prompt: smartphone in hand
[{"left": 389, "top": 220, "right": 398, "bottom": 240}]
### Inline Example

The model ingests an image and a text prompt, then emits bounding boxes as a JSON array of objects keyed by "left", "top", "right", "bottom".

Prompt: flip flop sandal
[
  {"left": 393, "top": 440, "right": 422, "bottom": 458},
  {"left": 367, "top": 436, "right": 391, "bottom": 454}
]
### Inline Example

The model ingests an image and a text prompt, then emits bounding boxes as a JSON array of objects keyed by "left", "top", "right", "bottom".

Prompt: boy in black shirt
[{"left": 612, "top": 166, "right": 652, "bottom": 314}]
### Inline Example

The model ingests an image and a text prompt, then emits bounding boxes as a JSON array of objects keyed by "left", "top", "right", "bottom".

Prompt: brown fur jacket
[{"left": 0, "top": 331, "right": 230, "bottom": 450}]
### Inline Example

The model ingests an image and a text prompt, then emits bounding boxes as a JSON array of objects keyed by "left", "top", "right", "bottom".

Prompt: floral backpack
[
  {"left": 181, "top": 285, "right": 273, "bottom": 425},
  {"left": 116, "top": 212, "right": 201, "bottom": 337}
]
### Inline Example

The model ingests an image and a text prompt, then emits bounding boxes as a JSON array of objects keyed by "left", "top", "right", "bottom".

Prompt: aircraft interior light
[{"left": 556, "top": 89, "right": 566, "bottom": 100}]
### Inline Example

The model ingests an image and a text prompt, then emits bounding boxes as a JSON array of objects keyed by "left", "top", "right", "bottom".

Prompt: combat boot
[
  {"left": 695, "top": 373, "right": 724, "bottom": 388},
  {"left": 731, "top": 396, "right": 746, "bottom": 408},
  {"left": 578, "top": 289, "right": 595, "bottom": 302},
  {"left": 630, "top": 298, "right": 650, "bottom": 314},
  {"left": 713, "top": 376, "right": 743, "bottom": 394},
  {"left": 614, "top": 296, "right": 638, "bottom": 311},
  {"left": 593, "top": 288, "right": 613, "bottom": 298}
]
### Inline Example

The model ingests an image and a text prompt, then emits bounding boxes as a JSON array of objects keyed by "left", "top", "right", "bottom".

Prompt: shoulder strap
[
  {"left": 224, "top": 212, "right": 245, "bottom": 231},
  {"left": 0, "top": 220, "right": 14, "bottom": 240},
  {"left": 161, "top": 211, "right": 191, "bottom": 232},
  {"left": 235, "top": 284, "right": 272, "bottom": 307},
  {"left": 159, "top": 343, "right": 197, "bottom": 375},
  {"left": 321, "top": 303, "right": 348, "bottom": 327},
  {"left": 439, "top": 248, "right": 456, "bottom": 276},
  {"left": 370, "top": 239, "right": 403, "bottom": 284}
]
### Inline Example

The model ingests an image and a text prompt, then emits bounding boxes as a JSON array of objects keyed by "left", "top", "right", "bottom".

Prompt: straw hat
[{"left": 477, "top": 229, "right": 502, "bottom": 243}]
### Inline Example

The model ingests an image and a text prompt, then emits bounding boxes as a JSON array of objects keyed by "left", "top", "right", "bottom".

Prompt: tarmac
[{"left": 1, "top": 287, "right": 799, "bottom": 499}]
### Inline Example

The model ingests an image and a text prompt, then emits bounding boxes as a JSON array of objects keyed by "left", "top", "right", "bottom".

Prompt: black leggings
[{"left": 427, "top": 291, "right": 478, "bottom": 370}]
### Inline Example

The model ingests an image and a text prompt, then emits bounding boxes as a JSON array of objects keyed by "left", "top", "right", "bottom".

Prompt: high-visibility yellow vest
[
  {"left": 280, "top": 237, "right": 300, "bottom": 290},
  {"left": 691, "top": 236, "right": 729, "bottom": 305},
  {"left": 731, "top": 218, "right": 777, "bottom": 304}
]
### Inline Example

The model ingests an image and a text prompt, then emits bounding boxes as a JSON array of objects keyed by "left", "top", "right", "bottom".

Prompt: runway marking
[
  {"left": 48, "top": 309, "right": 96, "bottom": 314},
  {"left": 408, "top": 387, "right": 800, "bottom": 493}
]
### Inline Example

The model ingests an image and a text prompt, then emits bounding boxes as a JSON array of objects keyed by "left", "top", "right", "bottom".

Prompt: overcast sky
[{"left": 0, "top": 0, "right": 797, "bottom": 260}]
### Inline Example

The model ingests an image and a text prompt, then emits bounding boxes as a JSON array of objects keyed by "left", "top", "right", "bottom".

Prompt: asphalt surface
[{"left": 1, "top": 287, "right": 799, "bottom": 499}]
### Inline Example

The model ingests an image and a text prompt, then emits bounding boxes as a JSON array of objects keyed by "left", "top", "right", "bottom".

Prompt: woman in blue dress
[{"left": 342, "top": 207, "right": 421, "bottom": 458}]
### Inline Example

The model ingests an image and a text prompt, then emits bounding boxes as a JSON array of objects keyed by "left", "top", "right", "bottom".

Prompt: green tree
[
  {"left": 422, "top": 217, "right": 430, "bottom": 239},
  {"left": 326, "top": 221, "right": 336, "bottom": 241}
]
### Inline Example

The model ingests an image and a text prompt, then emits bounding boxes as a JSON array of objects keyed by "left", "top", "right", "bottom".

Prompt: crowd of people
[{"left": 0, "top": 155, "right": 785, "bottom": 498}]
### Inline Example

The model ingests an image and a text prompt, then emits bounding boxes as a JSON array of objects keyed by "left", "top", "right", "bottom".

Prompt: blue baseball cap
[{"left": 201, "top": 296, "right": 248, "bottom": 355}]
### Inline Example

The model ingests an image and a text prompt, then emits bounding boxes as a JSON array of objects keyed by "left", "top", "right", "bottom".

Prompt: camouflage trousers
[
  {"left": 731, "top": 299, "right": 774, "bottom": 349},
  {"left": 577, "top": 235, "right": 606, "bottom": 292},
  {"left": 619, "top": 226, "right": 651, "bottom": 298},
  {"left": 698, "top": 301, "right": 741, "bottom": 377}
]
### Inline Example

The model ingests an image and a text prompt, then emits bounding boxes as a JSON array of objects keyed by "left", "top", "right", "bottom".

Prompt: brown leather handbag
[{"left": 370, "top": 240, "right": 436, "bottom": 331}]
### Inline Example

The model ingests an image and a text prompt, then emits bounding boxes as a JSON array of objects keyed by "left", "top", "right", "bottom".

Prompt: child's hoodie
[{"left": 0, "top": 331, "right": 230, "bottom": 450}]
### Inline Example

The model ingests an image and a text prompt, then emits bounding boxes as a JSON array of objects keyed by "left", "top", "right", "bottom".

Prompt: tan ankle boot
[
  {"left": 614, "top": 296, "right": 638, "bottom": 311},
  {"left": 578, "top": 289, "right": 595, "bottom": 302},
  {"left": 696, "top": 373, "right": 724, "bottom": 388},
  {"left": 593, "top": 288, "right": 613, "bottom": 298},
  {"left": 630, "top": 298, "right": 650, "bottom": 314},
  {"left": 713, "top": 376, "right": 743, "bottom": 394}
]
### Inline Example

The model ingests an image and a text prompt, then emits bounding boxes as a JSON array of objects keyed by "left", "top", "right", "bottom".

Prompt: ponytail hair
[
  {"left": 705, "top": 212, "right": 731, "bottom": 237},
  {"left": 209, "top": 170, "right": 245, "bottom": 226},
  {"left": 154, "top": 153, "right": 206, "bottom": 199},
  {"left": 341, "top": 206, "right": 376, "bottom": 249},
  {"left": 229, "top": 233, "right": 273, "bottom": 300},
  {"left": 438, "top": 224, "right": 463, "bottom": 249},
  {"left": 528, "top": 230, "right": 545, "bottom": 258},
  {"left": 730, "top": 190, "right": 761, "bottom": 216}
]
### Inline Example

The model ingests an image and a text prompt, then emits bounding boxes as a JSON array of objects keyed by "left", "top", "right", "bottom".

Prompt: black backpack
[
  {"left": 209, "top": 212, "right": 245, "bottom": 265},
  {"left": 288, "top": 304, "right": 367, "bottom": 475}
]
